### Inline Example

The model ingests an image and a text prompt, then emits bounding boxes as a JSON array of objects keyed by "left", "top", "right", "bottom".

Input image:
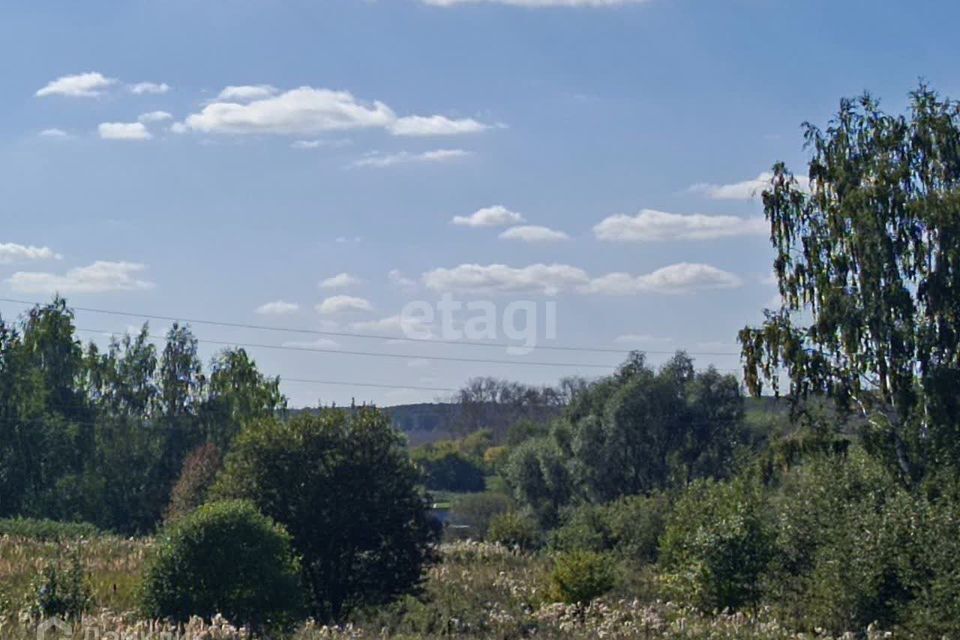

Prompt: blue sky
[{"left": 2, "top": 0, "right": 959, "bottom": 407}]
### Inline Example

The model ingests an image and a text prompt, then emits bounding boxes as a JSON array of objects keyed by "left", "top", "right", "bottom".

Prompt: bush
[
  {"left": 0, "top": 518, "right": 99, "bottom": 541},
  {"left": 487, "top": 511, "right": 541, "bottom": 550},
  {"left": 448, "top": 492, "right": 512, "bottom": 539},
  {"left": 31, "top": 545, "right": 92, "bottom": 619},
  {"left": 547, "top": 551, "right": 617, "bottom": 604},
  {"left": 140, "top": 500, "right": 302, "bottom": 630},
  {"left": 551, "top": 494, "right": 669, "bottom": 565},
  {"left": 214, "top": 409, "right": 438, "bottom": 621},
  {"left": 164, "top": 442, "right": 222, "bottom": 523},
  {"left": 413, "top": 448, "right": 486, "bottom": 493},
  {"left": 659, "top": 479, "right": 773, "bottom": 612}
]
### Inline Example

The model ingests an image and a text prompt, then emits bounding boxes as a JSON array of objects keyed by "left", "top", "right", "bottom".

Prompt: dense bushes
[
  {"left": 31, "top": 545, "right": 92, "bottom": 619},
  {"left": 214, "top": 408, "right": 439, "bottom": 621},
  {"left": 547, "top": 551, "right": 617, "bottom": 604},
  {"left": 550, "top": 494, "right": 669, "bottom": 565},
  {"left": 0, "top": 517, "right": 99, "bottom": 541},
  {"left": 659, "top": 479, "right": 773, "bottom": 612},
  {"left": 487, "top": 511, "right": 541, "bottom": 550},
  {"left": 414, "top": 449, "right": 486, "bottom": 493},
  {"left": 140, "top": 500, "right": 302, "bottom": 630}
]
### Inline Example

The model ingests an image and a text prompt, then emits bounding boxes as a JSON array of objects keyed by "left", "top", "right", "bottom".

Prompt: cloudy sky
[{"left": 2, "top": 0, "right": 958, "bottom": 407}]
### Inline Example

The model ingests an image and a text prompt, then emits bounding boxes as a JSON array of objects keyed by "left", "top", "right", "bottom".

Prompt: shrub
[
  {"left": 487, "top": 511, "right": 541, "bottom": 550},
  {"left": 448, "top": 492, "right": 512, "bottom": 539},
  {"left": 547, "top": 551, "right": 617, "bottom": 604},
  {"left": 140, "top": 500, "right": 302, "bottom": 630},
  {"left": 0, "top": 518, "right": 99, "bottom": 541},
  {"left": 551, "top": 494, "right": 669, "bottom": 566},
  {"left": 659, "top": 479, "right": 773, "bottom": 612},
  {"left": 214, "top": 409, "right": 438, "bottom": 621},
  {"left": 164, "top": 442, "right": 222, "bottom": 523},
  {"left": 414, "top": 449, "right": 486, "bottom": 493},
  {"left": 31, "top": 545, "right": 92, "bottom": 620}
]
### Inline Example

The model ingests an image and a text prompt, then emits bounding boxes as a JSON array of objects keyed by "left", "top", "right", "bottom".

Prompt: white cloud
[
  {"left": 593, "top": 209, "right": 767, "bottom": 242},
  {"left": 316, "top": 295, "right": 373, "bottom": 314},
  {"left": 423, "top": 263, "right": 590, "bottom": 295},
  {"left": 351, "top": 149, "right": 470, "bottom": 168},
  {"left": 388, "top": 269, "right": 418, "bottom": 289},
  {"left": 129, "top": 82, "right": 170, "bottom": 95},
  {"left": 422, "top": 0, "right": 648, "bottom": 5},
  {"left": 690, "top": 172, "right": 811, "bottom": 200},
  {"left": 215, "top": 85, "right": 278, "bottom": 101},
  {"left": 499, "top": 225, "right": 570, "bottom": 242},
  {"left": 291, "top": 138, "right": 350, "bottom": 149},
  {"left": 582, "top": 263, "right": 742, "bottom": 295},
  {"left": 7, "top": 261, "right": 154, "bottom": 294},
  {"left": 390, "top": 115, "right": 489, "bottom": 136},
  {"left": 320, "top": 273, "right": 362, "bottom": 289},
  {"left": 255, "top": 300, "right": 300, "bottom": 315},
  {"left": 36, "top": 72, "right": 116, "bottom": 98},
  {"left": 138, "top": 111, "right": 173, "bottom": 123},
  {"left": 351, "top": 314, "right": 435, "bottom": 338},
  {"left": 39, "top": 128, "right": 69, "bottom": 138},
  {"left": 180, "top": 86, "right": 491, "bottom": 138},
  {"left": 451, "top": 205, "right": 525, "bottom": 227},
  {"left": 98, "top": 122, "right": 152, "bottom": 141},
  {"left": 0, "top": 243, "right": 60, "bottom": 264}
]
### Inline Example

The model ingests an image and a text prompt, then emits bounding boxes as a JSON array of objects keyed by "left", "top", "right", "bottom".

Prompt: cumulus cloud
[
  {"left": 390, "top": 115, "right": 489, "bottom": 136},
  {"left": 316, "top": 295, "right": 373, "bottom": 314},
  {"left": 582, "top": 263, "right": 742, "bottom": 295},
  {"left": 0, "top": 243, "right": 60, "bottom": 264},
  {"left": 499, "top": 225, "right": 570, "bottom": 242},
  {"left": 255, "top": 300, "right": 300, "bottom": 315},
  {"left": 215, "top": 85, "right": 278, "bottom": 101},
  {"left": 98, "top": 122, "right": 152, "bottom": 141},
  {"left": 138, "top": 111, "right": 173, "bottom": 123},
  {"left": 129, "top": 82, "right": 170, "bottom": 95},
  {"left": 36, "top": 72, "right": 115, "bottom": 97},
  {"left": 7, "top": 261, "right": 154, "bottom": 294},
  {"left": 179, "top": 86, "right": 491, "bottom": 138},
  {"left": 39, "top": 128, "right": 69, "bottom": 138},
  {"left": 388, "top": 269, "right": 418, "bottom": 289},
  {"left": 351, "top": 314, "right": 435, "bottom": 339},
  {"left": 422, "top": 0, "right": 648, "bottom": 5},
  {"left": 351, "top": 149, "right": 470, "bottom": 168},
  {"left": 451, "top": 205, "right": 525, "bottom": 228},
  {"left": 320, "top": 272, "right": 362, "bottom": 289},
  {"left": 423, "top": 262, "right": 742, "bottom": 296},
  {"left": 689, "top": 172, "right": 811, "bottom": 200},
  {"left": 593, "top": 209, "right": 767, "bottom": 242},
  {"left": 423, "top": 263, "right": 590, "bottom": 295}
]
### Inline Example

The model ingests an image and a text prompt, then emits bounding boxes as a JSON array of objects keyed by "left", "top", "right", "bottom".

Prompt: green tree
[
  {"left": 214, "top": 408, "right": 438, "bottom": 621},
  {"left": 740, "top": 86, "right": 960, "bottom": 484}
]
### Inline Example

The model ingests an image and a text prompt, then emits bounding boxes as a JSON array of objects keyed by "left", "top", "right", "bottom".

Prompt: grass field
[{"left": 0, "top": 534, "right": 891, "bottom": 640}]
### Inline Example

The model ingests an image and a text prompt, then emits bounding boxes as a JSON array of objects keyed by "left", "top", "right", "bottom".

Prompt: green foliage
[
  {"left": 140, "top": 500, "right": 302, "bottom": 630},
  {"left": 547, "top": 551, "right": 617, "bottom": 604},
  {"left": 0, "top": 518, "right": 99, "bottom": 541},
  {"left": 487, "top": 511, "right": 541, "bottom": 550},
  {"left": 660, "top": 479, "right": 773, "bottom": 612},
  {"left": 214, "top": 408, "right": 438, "bottom": 621},
  {"left": 164, "top": 442, "right": 222, "bottom": 523},
  {"left": 31, "top": 545, "right": 92, "bottom": 620},
  {"left": 413, "top": 447, "right": 486, "bottom": 493},
  {"left": 447, "top": 492, "right": 513, "bottom": 539},
  {"left": 740, "top": 85, "right": 960, "bottom": 483},
  {"left": 551, "top": 494, "right": 669, "bottom": 566},
  {"left": 504, "top": 352, "right": 744, "bottom": 524}
]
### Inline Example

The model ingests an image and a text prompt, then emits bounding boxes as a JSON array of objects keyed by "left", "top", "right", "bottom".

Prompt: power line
[
  {"left": 74, "top": 328, "right": 621, "bottom": 370},
  {"left": 0, "top": 297, "right": 742, "bottom": 357}
]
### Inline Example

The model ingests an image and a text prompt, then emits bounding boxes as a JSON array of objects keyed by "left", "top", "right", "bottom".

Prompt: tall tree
[{"left": 740, "top": 86, "right": 960, "bottom": 484}]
